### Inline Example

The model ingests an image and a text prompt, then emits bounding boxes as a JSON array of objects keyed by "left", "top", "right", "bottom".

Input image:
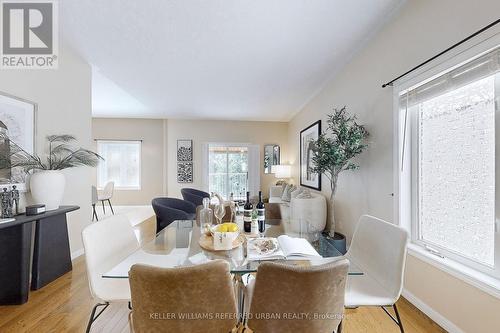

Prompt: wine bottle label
[
  {"left": 243, "top": 209, "right": 252, "bottom": 222},
  {"left": 257, "top": 208, "right": 265, "bottom": 221},
  {"left": 244, "top": 209, "right": 252, "bottom": 232}
]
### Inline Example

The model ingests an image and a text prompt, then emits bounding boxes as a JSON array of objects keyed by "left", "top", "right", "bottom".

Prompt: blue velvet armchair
[
  {"left": 180, "top": 188, "right": 210, "bottom": 207},
  {"left": 152, "top": 198, "right": 197, "bottom": 233}
]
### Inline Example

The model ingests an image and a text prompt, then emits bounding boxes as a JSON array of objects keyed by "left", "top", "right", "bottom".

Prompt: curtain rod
[{"left": 382, "top": 18, "right": 500, "bottom": 88}]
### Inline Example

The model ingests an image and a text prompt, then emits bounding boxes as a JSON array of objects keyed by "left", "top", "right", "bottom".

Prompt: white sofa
[{"left": 268, "top": 186, "right": 327, "bottom": 233}]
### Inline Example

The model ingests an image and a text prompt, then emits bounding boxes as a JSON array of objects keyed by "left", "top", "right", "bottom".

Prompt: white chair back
[
  {"left": 91, "top": 186, "right": 98, "bottom": 204},
  {"left": 82, "top": 214, "right": 139, "bottom": 300},
  {"left": 346, "top": 215, "right": 408, "bottom": 301},
  {"left": 102, "top": 181, "right": 115, "bottom": 199}
]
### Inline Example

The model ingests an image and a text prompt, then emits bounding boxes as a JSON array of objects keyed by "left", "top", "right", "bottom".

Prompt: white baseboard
[
  {"left": 71, "top": 248, "right": 84, "bottom": 260},
  {"left": 402, "top": 289, "right": 464, "bottom": 333}
]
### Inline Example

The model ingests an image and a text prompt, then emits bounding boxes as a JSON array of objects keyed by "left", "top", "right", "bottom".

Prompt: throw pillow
[
  {"left": 281, "top": 182, "right": 288, "bottom": 194},
  {"left": 280, "top": 184, "right": 289, "bottom": 201},
  {"left": 296, "top": 189, "right": 313, "bottom": 199},
  {"left": 291, "top": 187, "right": 303, "bottom": 199},
  {"left": 281, "top": 184, "right": 297, "bottom": 202}
]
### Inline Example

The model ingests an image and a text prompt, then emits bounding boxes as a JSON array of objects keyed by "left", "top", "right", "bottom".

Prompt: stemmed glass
[{"left": 214, "top": 203, "right": 226, "bottom": 225}]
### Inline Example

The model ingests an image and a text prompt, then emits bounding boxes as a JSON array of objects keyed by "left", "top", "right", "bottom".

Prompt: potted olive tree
[
  {"left": 0, "top": 134, "right": 102, "bottom": 210},
  {"left": 309, "top": 107, "right": 369, "bottom": 248}
]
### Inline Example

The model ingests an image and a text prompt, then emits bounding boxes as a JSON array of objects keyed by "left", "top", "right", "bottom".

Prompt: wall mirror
[{"left": 264, "top": 144, "right": 280, "bottom": 174}]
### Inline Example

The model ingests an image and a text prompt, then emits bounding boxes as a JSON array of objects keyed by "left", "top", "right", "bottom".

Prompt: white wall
[
  {"left": 167, "top": 119, "right": 289, "bottom": 199},
  {"left": 92, "top": 118, "right": 167, "bottom": 205},
  {"left": 0, "top": 46, "right": 92, "bottom": 256},
  {"left": 288, "top": 0, "right": 500, "bottom": 332},
  {"left": 90, "top": 118, "right": 288, "bottom": 204}
]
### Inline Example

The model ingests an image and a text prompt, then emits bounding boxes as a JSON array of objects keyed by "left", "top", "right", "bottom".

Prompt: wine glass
[{"left": 214, "top": 203, "right": 226, "bottom": 225}]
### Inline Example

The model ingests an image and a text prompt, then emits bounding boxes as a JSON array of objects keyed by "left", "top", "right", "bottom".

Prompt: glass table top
[{"left": 103, "top": 219, "right": 363, "bottom": 278}]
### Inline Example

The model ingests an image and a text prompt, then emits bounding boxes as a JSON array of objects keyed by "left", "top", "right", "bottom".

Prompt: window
[
  {"left": 203, "top": 143, "right": 260, "bottom": 200},
  {"left": 97, "top": 140, "right": 141, "bottom": 190},
  {"left": 397, "top": 45, "right": 500, "bottom": 278},
  {"left": 208, "top": 145, "right": 249, "bottom": 200}
]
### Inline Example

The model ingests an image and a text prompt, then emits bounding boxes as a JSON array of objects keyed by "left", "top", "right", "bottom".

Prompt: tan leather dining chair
[
  {"left": 247, "top": 259, "right": 349, "bottom": 333},
  {"left": 129, "top": 260, "right": 238, "bottom": 333}
]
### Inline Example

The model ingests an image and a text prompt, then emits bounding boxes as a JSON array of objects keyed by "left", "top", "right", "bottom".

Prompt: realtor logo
[{"left": 1, "top": 0, "right": 58, "bottom": 69}]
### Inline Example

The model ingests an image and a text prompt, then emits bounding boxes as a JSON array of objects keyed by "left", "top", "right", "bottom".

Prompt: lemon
[
  {"left": 227, "top": 224, "right": 238, "bottom": 232},
  {"left": 218, "top": 225, "right": 228, "bottom": 232}
]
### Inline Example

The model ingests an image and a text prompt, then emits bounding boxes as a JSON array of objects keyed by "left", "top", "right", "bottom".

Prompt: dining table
[{"left": 103, "top": 218, "right": 363, "bottom": 316}]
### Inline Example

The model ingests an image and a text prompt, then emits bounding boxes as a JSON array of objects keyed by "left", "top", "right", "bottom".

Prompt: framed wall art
[
  {"left": 177, "top": 162, "right": 193, "bottom": 183},
  {"left": 177, "top": 139, "right": 193, "bottom": 161},
  {"left": 299, "top": 120, "right": 321, "bottom": 191},
  {"left": 0, "top": 91, "right": 36, "bottom": 190},
  {"left": 177, "top": 139, "right": 193, "bottom": 183}
]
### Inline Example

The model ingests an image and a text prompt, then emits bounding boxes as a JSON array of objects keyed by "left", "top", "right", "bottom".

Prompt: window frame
[
  {"left": 96, "top": 140, "right": 142, "bottom": 191},
  {"left": 202, "top": 142, "right": 260, "bottom": 199},
  {"left": 207, "top": 144, "right": 249, "bottom": 200},
  {"left": 409, "top": 79, "right": 498, "bottom": 272},
  {"left": 394, "top": 30, "right": 500, "bottom": 288}
]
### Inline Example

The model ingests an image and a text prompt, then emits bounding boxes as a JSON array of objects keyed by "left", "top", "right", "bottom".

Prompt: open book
[{"left": 247, "top": 235, "right": 321, "bottom": 261}]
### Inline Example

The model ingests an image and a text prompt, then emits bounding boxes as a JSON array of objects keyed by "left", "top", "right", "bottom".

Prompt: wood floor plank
[{"left": 0, "top": 218, "right": 447, "bottom": 333}]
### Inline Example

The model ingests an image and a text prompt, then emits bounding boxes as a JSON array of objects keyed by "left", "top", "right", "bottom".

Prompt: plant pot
[
  {"left": 321, "top": 231, "right": 347, "bottom": 254},
  {"left": 30, "top": 170, "right": 65, "bottom": 211}
]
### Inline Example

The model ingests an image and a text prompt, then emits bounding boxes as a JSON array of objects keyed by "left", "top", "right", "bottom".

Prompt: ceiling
[{"left": 61, "top": 0, "right": 403, "bottom": 121}]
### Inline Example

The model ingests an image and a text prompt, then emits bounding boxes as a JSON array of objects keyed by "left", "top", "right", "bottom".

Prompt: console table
[{"left": 0, "top": 205, "right": 79, "bottom": 305}]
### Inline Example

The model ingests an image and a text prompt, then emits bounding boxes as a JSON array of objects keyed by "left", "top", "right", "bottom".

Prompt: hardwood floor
[{"left": 0, "top": 217, "right": 446, "bottom": 333}]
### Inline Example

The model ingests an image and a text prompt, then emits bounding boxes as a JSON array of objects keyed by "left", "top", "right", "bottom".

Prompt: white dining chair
[
  {"left": 344, "top": 215, "right": 409, "bottom": 333},
  {"left": 81, "top": 214, "right": 139, "bottom": 333},
  {"left": 98, "top": 181, "right": 115, "bottom": 215}
]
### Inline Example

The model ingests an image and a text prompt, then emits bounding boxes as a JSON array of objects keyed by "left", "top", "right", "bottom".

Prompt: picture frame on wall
[
  {"left": 263, "top": 144, "right": 280, "bottom": 174},
  {"left": 177, "top": 139, "right": 193, "bottom": 161},
  {"left": 300, "top": 120, "right": 321, "bottom": 191},
  {"left": 177, "top": 162, "right": 193, "bottom": 183},
  {"left": 177, "top": 139, "right": 193, "bottom": 183},
  {"left": 0, "top": 91, "right": 37, "bottom": 190}
]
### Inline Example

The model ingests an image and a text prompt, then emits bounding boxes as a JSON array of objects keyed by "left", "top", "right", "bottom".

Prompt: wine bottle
[
  {"left": 243, "top": 191, "right": 253, "bottom": 233},
  {"left": 256, "top": 191, "right": 265, "bottom": 234}
]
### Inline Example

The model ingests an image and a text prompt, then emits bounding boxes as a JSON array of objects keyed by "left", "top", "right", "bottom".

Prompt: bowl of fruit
[{"left": 211, "top": 223, "right": 240, "bottom": 250}]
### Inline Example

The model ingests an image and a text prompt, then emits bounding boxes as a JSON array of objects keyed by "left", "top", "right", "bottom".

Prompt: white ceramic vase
[{"left": 30, "top": 170, "right": 65, "bottom": 210}]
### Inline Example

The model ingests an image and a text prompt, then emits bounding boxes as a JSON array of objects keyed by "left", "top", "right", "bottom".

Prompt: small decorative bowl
[{"left": 211, "top": 223, "right": 240, "bottom": 250}]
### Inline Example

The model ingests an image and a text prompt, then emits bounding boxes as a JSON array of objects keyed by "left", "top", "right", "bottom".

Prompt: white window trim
[
  {"left": 408, "top": 244, "right": 500, "bottom": 299},
  {"left": 393, "top": 28, "right": 500, "bottom": 298},
  {"left": 97, "top": 140, "right": 142, "bottom": 191},
  {"left": 202, "top": 142, "right": 260, "bottom": 197}
]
